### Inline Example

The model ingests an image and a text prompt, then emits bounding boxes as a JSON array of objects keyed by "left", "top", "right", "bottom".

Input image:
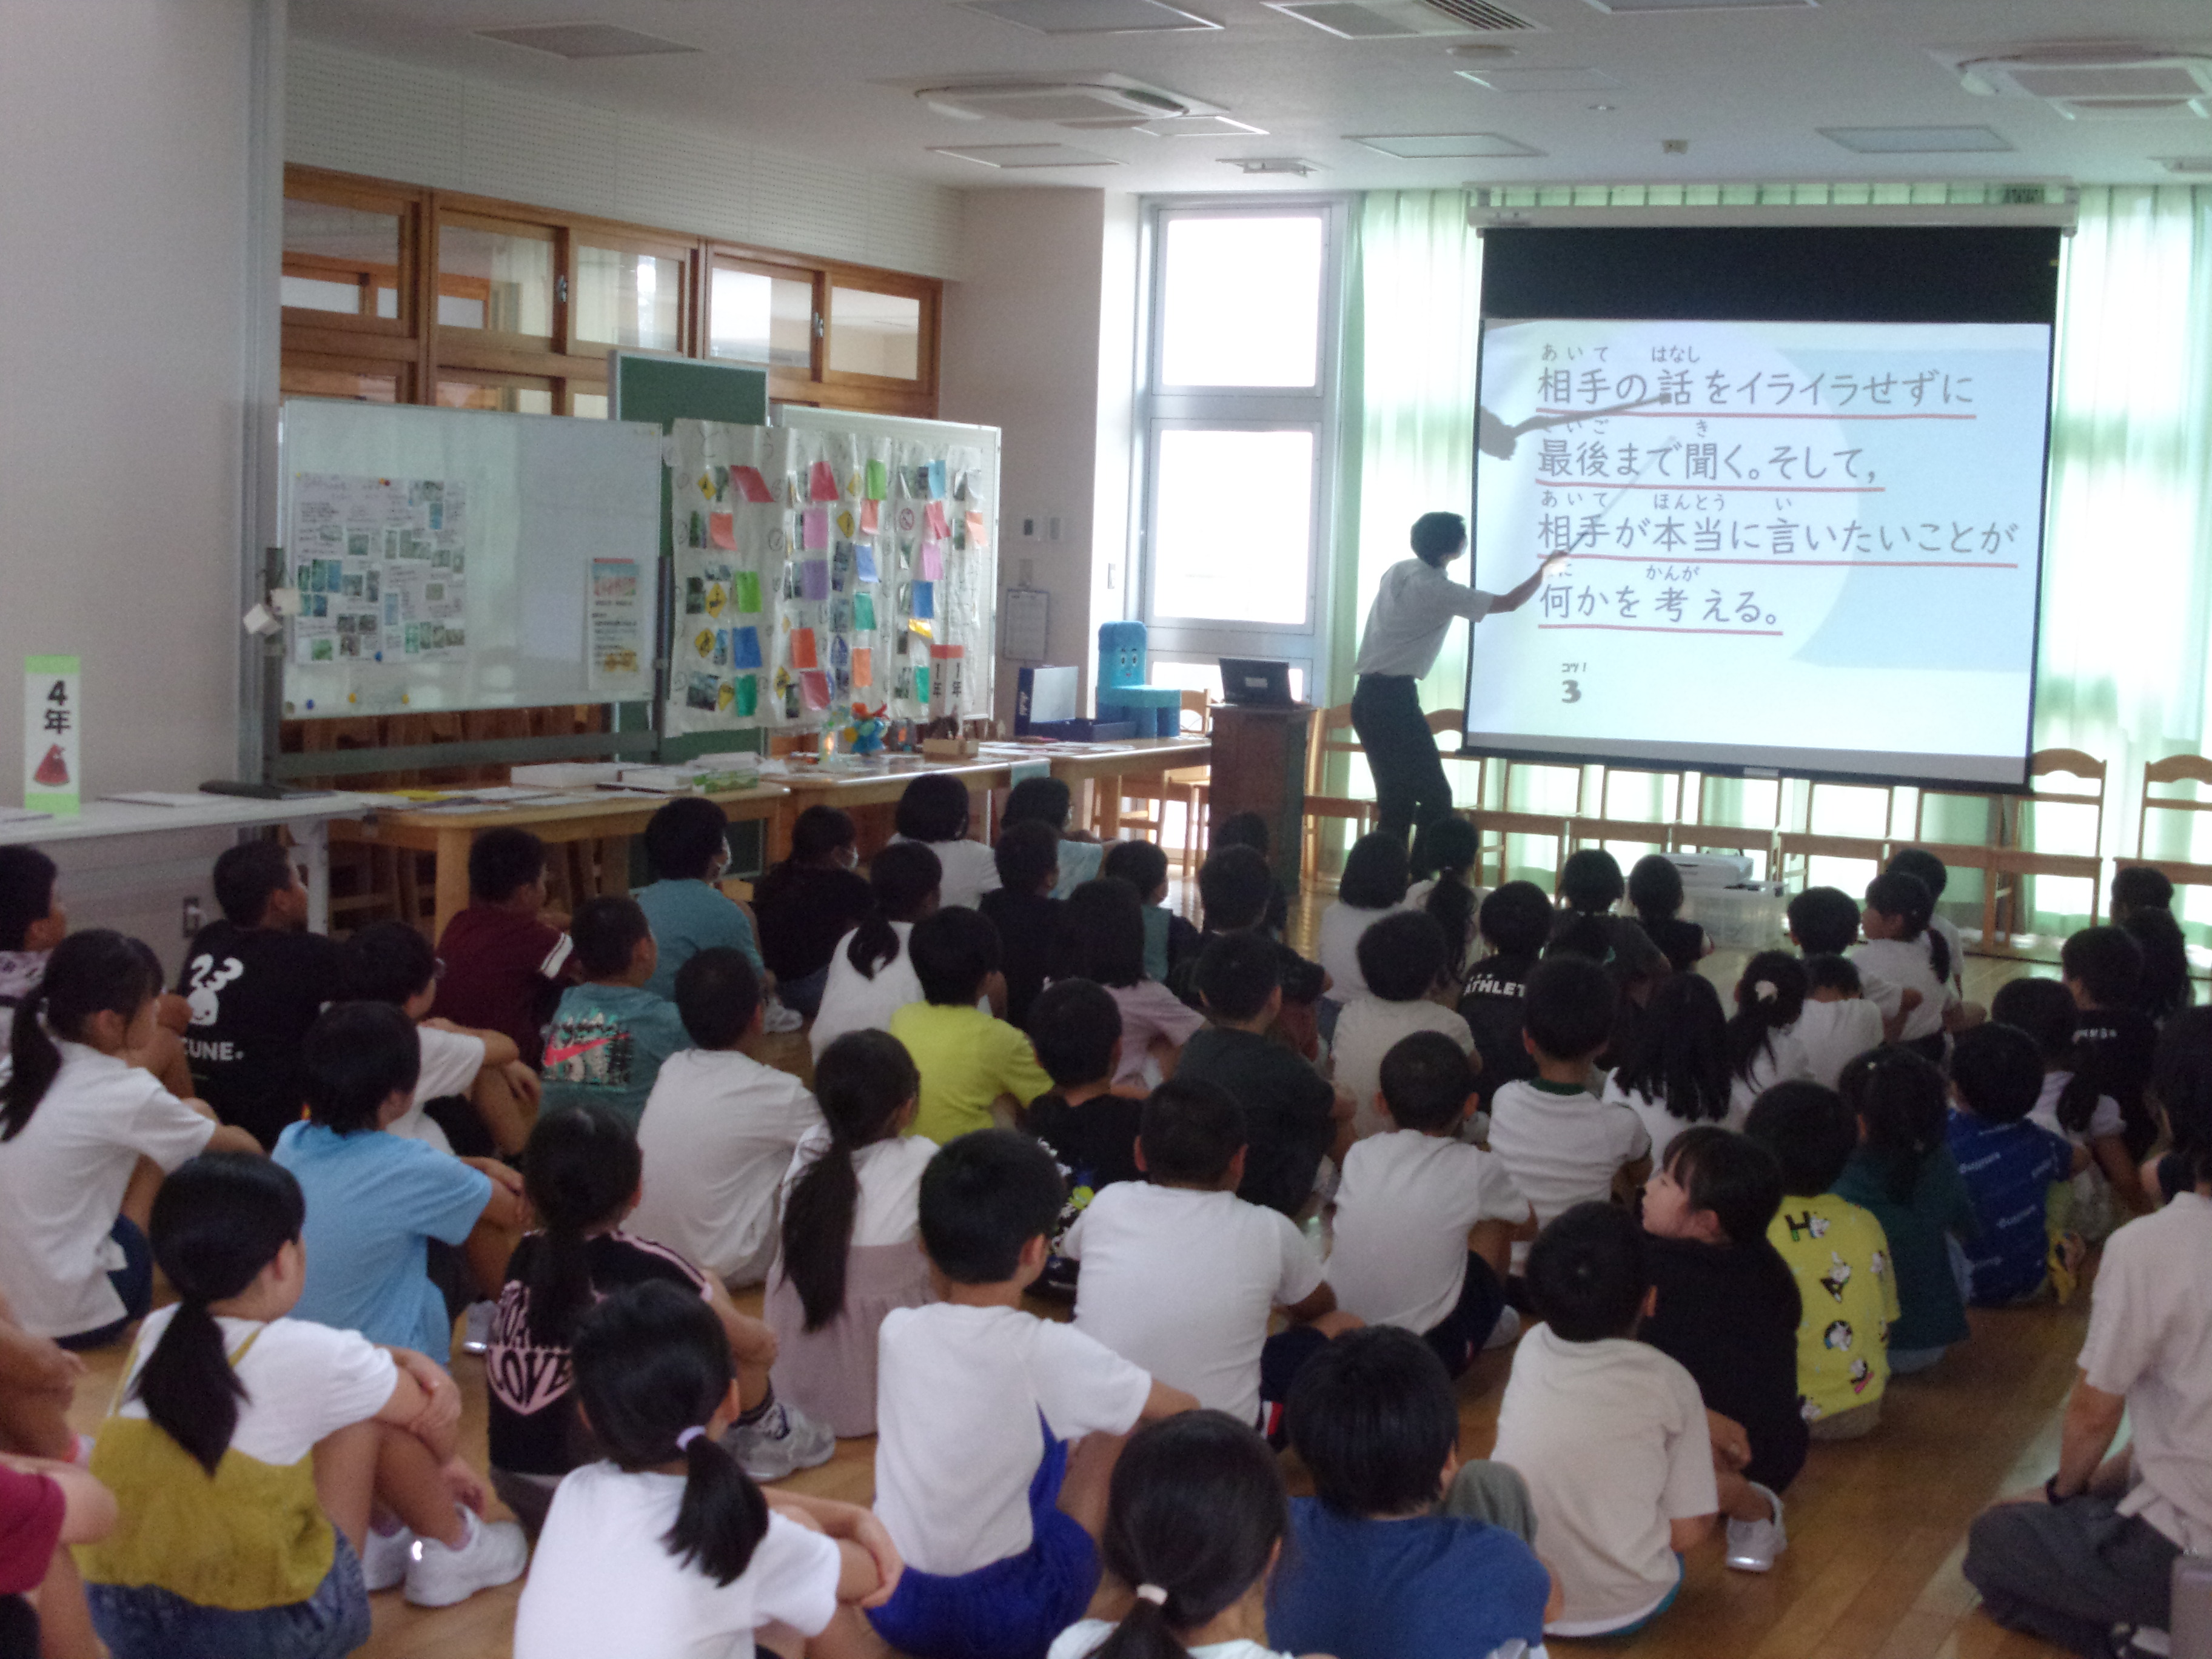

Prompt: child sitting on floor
[
  {"left": 1628, "top": 853, "right": 1712, "bottom": 974},
  {"left": 1637, "top": 1127, "right": 1803, "bottom": 1573},
  {"left": 1327, "top": 1033, "right": 1529, "bottom": 1375},
  {"left": 1270, "top": 1326, "right": 1554, "bottom": 1659},
  {"left": 1065, "top": 1079, "right": 1355, "bottom": 1443},
  {"left": 1992, "top": 974, "right": 2149, "bottom": 1225},
  {"left": 78, "top": 1153, "right": 525, "bottom": 1641},
  {"left": 541, "top": 896, "right": 690, "bottom": 1128},
  {"left": 1101, "top": 838, "right": 1201, "bottom": 988},
  {"left": 1792, "top": 953, "right": 1886, "bottom": 1090},
  {"left": 488, "top": 1106, "right": 825, "bottom": 1538},
  {"left": 513, "top": 1282, "right": 894, "bottom": 1659},
  {"left": 765, "top": 1030, "right": 935, "bottom": 1439},
  {"left": 1022, "top": 978, "right": 1145, "bottom": 1291},
  {"left": 1743, "top": 1081, "right": 1899, "bottom": 1440},
  {"left": 1948, "top": 1022, "right": 2083, "bottom": 1306},
  {"left": 890, "top": 908, "right": 1053, "bottom": 1144},
  {"left": 867, "top": 1129, "right": 1196, "bottom": 1659},
  {"left": 811, "top": 840, "right": 940, "bottom": 1058},
  {"left": 749, "top": 805, "right": 873, "bottom": 1021},
  {"left": 1330, "top": 911, "right": 1476, "bottom": 1141},
  {"left": 1048, "top": 878, "right": 1205, "bottom": 1088},
  {"left": 1831, "top": 1047, "right": 1974, "bottom": 1374},
  {"left": 635, "top": 796, "right": 766, "bottom": 996},
  {"left": 893, "top": 773, "right": 1000, "bottom": 911},
  {"left": 1728, "top": 951, "right": 1815, "bottom": 1110},
  {"left": 1459, "top": 879, "right": 1550, "bottom": 1111},
  {"left": 1316, "top": 833, "right": 1412, "bottom": 1037},
  {"left": 1602, "top": 971, "right": 1735, "bottom": 1165},
  {"left": 630, "top": 948, "right": 822, "bottom": 1289},
  {"left": 1789, "top": 885, "right": 1919, "bottom": 1044},
  {"left": 1406, "top": 816, "right": 1481, "bottom": 987},
  {"left": 1165, "top": 845, "right": 1326, "bottom": 1061},
  {"left": 980, "top": 820, "right": 1061, "bottom": 1032},
  {"left": 2065, "top": 923, "right": 2160, "bottom": 1159},
  {"left": 1853, "top": 871, "right": 1960, "bottom": 1061},
  {"left": 428, "top": 826, "right": 573, "bottom": 1068},
  {"left": 1002, "top": 776, "right": 1103, "bottom": 900},
  {"left": 1493, "top": 1202, "right": 1719, "bottom": 1640},
  {"left": 2110, "top": 864, "right": 2193, "bottom": 1023}
]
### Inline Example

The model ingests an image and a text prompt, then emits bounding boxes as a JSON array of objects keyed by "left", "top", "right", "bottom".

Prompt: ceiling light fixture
[
  {"left": 1353, "top": 131, "right": 1543, "bottom": 156},
  {"left": 1227, "top": 156, "right": 1324, "bottom": 174},
  {"left": 472, "top": 23, "right": 700, "bottom": 59},
  {"left": 956, "top": 0, "right": 1221, "bottom": 33}
]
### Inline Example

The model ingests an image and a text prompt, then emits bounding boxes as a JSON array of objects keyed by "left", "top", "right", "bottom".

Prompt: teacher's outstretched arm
[{"left": 1485, "top": 550, "right": 1571, "bottom": 615}]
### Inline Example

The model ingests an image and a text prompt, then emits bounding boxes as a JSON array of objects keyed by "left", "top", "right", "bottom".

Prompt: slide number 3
[{"left": 1561, "top": 678, "right": 1582, "bottom": 704}]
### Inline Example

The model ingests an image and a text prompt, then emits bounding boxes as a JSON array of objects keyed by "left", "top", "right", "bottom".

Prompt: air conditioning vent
[
  {"left": 474, "top": 23, "right": 699, "bottom": 59},
  {"left": 2051, "top": 95, "right": 2210, "bottom": 121},
  {"left": 915, "top": 81, "right": 1196, "bottom": 122},
  {"left": 1267, "top": 0, "right": 1541, "bottom": 35},
  {"left": 2159, "top": 155, "right": 2212, "bottom": 173},
  {"left": 1421, "top": 0, "right": 1541, "bottom": 28},
  {"left": 2006, "top": 64, "right": 2207, "bottom": 99}
]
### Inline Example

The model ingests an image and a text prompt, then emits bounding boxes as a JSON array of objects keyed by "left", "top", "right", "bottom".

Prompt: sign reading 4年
[{"left": 24, "top": 655, "right": 81, "bottom": 817}]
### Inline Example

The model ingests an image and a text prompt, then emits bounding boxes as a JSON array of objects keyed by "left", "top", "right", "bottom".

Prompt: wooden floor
[{"left": 59, "top": 913, "right": 2083, "bottom": 1659}]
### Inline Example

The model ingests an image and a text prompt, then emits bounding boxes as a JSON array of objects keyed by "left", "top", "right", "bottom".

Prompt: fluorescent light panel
[
  {"left": 1585, "top": 0, "right": 1812, "bottom": 10},
  {"left": 1353, "top": 132, "right": 1543, "bottom": 156},
  {"left": 474, "top": 23, "right": 700, "bottom": 59},
  {"left": 930, "top": 142, "right": 1125, "bottom": 167},
  {"left": 1818, "top": 124, "right": 2014, "bottom": 153},
  {"left": 1458, "top": 67, "right": 1622, "bottom": 91},
  {"left": 957, "top": 0, "right": 1221, "bottom": 33}
]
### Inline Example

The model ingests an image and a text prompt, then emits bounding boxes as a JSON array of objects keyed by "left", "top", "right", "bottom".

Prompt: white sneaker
[
  {"left": 725, "top": 1398, "right": 837, "bottom": 1482},
  {"left": 1724, "top": 1482, "right": 1786, "bottom": 1572},
  {"left": 404, "top": 1509, "right": 529, "bottom": 1607},
  {"left": 360, "top": 1523, "right": 415, "bottom": 1592},
  {"left": 1483, "top": 1306, "right": 1523, "bottom": 1350},
  {"left": 461, "top": 1300, "right": 495, "bottom": 1356},
  {"left": 762, "top": 999, "right": 805, "bottom": 1034}
]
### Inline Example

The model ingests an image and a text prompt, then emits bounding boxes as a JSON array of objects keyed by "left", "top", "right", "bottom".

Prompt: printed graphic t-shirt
[{"left": 176, "top": 921, "right": 344, "bottom": 1149}]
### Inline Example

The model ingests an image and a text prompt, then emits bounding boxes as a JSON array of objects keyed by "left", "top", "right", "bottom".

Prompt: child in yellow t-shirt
[
  {"left": 888, "top": 908, "right": 1052, "bottom": 1144},
  {"left": 1744, "top": 1081, "right": 1899, "bottom": 1441}
]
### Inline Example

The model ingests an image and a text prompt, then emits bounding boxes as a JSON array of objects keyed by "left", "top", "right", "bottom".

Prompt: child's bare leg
[
  {"left": 314, "top": 1419, "right": 382, "bottom": 1555},
  {"left": 469, "top": 1066, "right": 534, "bottom": 1158},
  {"left": 1057, "top": 1431, "right": 1127, "bottom": 1542},
  {"left": 370, "top": 1421, "right": 469, "bottom": 1547},
  {"left": 119, "top": 1157, "right": 164, "bottom": 1234},
  {"left": 30, "top": 1544, "right": 102, "bottom": 1659},
  {"left": 803, "top": 1606, "right": 897, "bottom": 1659},
  {"left": 726, "top": 1308, "right": 779, "bottom": 1413},
  {"left": 462, "top": 1213, "right": 523, "bottom": 1301},
  {"left": 1714, "top": 1466, "right": 1774, "bottom": 1524},
  {"left": 1309, "top": 1310, "right": 1364, "bottom": 1340}
]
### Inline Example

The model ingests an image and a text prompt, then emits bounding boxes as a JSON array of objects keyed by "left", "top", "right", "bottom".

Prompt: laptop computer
[{"left": 1217, "top": 658, "right": 1296, "bottom": 708}]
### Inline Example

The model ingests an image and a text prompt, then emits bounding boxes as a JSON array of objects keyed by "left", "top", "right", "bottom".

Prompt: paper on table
[
  {"left": 791, "top": 628, "right": 819, "bottom": 669},
  {"left": 800, "top": 560, "right": 831, "bottom": 602},
  {"left": 0, "top": 805, "right": 52, "bottom": 824},
  {"left": 809, "top": 461, "right": 840, "bottom": 501},
  {"left": 102, "top": 792, "right": 215, "bottom": 808},
  {"left": 708, "top": 512, "right": 736, "bottom": 549},
  {"left": 920, "top": 542, "right": 945, "bottom": 580}
]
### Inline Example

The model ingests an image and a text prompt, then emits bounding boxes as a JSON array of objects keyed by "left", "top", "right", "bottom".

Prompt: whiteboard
[{"left": 279, "top": 400, "right": 662, "bottom": 719}]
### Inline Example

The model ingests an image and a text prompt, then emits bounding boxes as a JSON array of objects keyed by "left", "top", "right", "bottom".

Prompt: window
[
  {"left": 282, "top": 191, "right": 407, "bottom": 329},
  {"left": 437, "top": 217, "right": 554, "bottom": 338},
  {"left": 828, "top": 285, "right": 921, "bottom": 380},
  {"left": 1137, "top": 201, "right": 1347, "bottom": 685},
  {"left": 435, "top": 375, "right": 554, "bottom": 415},
  {"left": 282, "top": 360, "right": 402, "bottom": 403},
  {"left": 574, "top": 243, "right": 685, "bottom": 352},
  {"left": 709, "top": 261, "right": 813, "bottom": 370}
]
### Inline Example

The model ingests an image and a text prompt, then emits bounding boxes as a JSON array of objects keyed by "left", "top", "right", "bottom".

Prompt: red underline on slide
[
  {"left": 1540, "top": 624, "right": 1785, "bottom": 635},
  {"left": 1535, "top": 407, "right": 1976, "bottom": 421},
  {"left": 1558, "top": 553, "right": 2019, "bottom": 569},
  {"left": 1544, "top": 480, "right": 1883, "bottom": 494}
]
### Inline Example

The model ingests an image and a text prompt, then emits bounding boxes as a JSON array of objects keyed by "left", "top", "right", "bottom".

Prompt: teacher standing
[{"left": 1350, "top": 511, "right": 1563, "bottom": 842}]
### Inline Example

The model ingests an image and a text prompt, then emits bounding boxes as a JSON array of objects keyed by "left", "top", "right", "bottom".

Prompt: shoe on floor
[
  {"left": 1724, "top": 1482, "right": 1786, "bottom": 1572},
  {"left": 361, "top": 1523, "right": 415, "bottom": 1593},
  {"left": 725, "top": 1398, "right": 837, "bottom": 1482},
  {"left": 461, "top": 1299, "right": 496, "bottom": 1356},
  {"left": 762, "top": 999, "right": 805, "bottom": 1034},
  {"left": 404, "top": 1510, "right": 529, "bottom": 1607},
  {"left": 1483, "top": 1307, "right": 1523, "bottom": 1351}
]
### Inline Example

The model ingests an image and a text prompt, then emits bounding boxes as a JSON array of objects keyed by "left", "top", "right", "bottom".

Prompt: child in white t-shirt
[
  {"left": 1788, "top": 886, "right": 1921, "bottom": 1044},
  {"left": 1066, "top": 1079, "right": 1355, "bottom": 1444},
  {"left": 1601, "top": 973, "right": 1737, "bottom": 1167},
  {"left": 631, "top": 948, "right": 822, "bottom": 1287},
  {"left": 893, "top": 774, "right": 1000, "bottom": 910},
  {"left": 1316, "top": 833, "right": 1412, "bottom": 1037},
  {"left": 1048, "top": 1412, "right": 1301, "bottom": 1659},
  {"left": 1792, "top": 955, "right": 1887, "bottom": 1089},
  {"left": 1492, "top": 1202, "right": 1721, "bottom": 1638},
  {"left": 811, "top": 842, "right": 941, "bottom": 1059},
  {"left": 870, "top": 1130, "right": 1197, "bottom": 1659},
  {"left": 1330, "top": 911, "right": 1476, "bottom": 1141},
  {"left": 1486, "top": 956, "right": 1652, "bottom": 1272},
  {"left": 1852, "top": 872, "right": 1961, "bottom": 1052},
  {"left": 514, "top": 1280, "right": 894, "bottom": 1659},
  {"left": 1726, "top": 951, "right": 1815, "bottom": 1111},
  {"left": 1328, "top": 1032, "right": 1530, "bottom": 1375}
]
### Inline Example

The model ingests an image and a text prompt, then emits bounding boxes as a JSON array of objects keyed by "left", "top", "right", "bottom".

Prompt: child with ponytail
[
  {"left": 1047, "top": 1410, "right": 1305, "bottom": 1659},
  {"left": 1852, "top": 871, "right": 1960, "bottom": 1057},
  {"left": 490, "top": 1106, "right": 827, "bottom": 1535},
  {"left": 0, "top": 930, "right": 259, "bottom": 1349},
  {"left": 514, "top": 1279, "right": 899, "bottom": 1659},
  {"left": 78, "top": 1152, "right": 519, "bottom": 1656},
  {"left": 765, "top": 1030, "right": 934, "bottom": 1437},
  {"left": 812, "top": 840, "right": 943, "bottom": 1058},
  {"left": 1991, "top": 976, "right": 2149, "bottom": 1227},
  {"left": 1407, "top": 816, "right": 1481, "bottom": 987},
  {"left": 1727, "top": 953, "right": 1814, "bottom": 1113}
]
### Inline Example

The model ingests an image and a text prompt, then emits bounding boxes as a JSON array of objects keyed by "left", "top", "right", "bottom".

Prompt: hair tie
[
  {"left": 1755, "top": 980, "right": 1777, "bottom": 1004},
  {"left": 1134, "top": 1584, "right": 1168, "bottom": 1607},
  {"left": 675, "top": 1427, "right": 706, "bottom": 1452}
]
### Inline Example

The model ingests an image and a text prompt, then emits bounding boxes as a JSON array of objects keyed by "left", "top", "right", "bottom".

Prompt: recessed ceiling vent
[
  {"left": 914, "top": 78, "right": 1215, "bottom": 124},
  {"left": 1938, "top": 45, "right": 2212, "bottom": 119},
  {"left": 1266, "top": 0, "right": 1541, "bottom": 38},
  {"left": 474, "top": 23, "right": 700, "bottom": 59}
]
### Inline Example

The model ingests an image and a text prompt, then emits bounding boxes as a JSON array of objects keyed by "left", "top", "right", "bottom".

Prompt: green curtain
[{"left": 1341, "top": 184, "right": 2212, "bottom": 925}]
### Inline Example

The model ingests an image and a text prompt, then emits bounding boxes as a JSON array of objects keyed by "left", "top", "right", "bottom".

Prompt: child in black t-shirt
[
  {"left": 1020, "top": 978, "right": 1145, "bottom": 1293},
  {"left": 1629, "top": 854, "right": 1712, "bottom": 976},
  {"left": 979, "top": 820, "right": 1062, "bottom": 1031},
  {"left": 2065, "top": 924, "right": 2160, "bottom": 1158},
  {"left": 1460, "top": 880, "right": 1550, "bottom": 1112},
  {"left": 486, "top": 1105, "right": 826, "bottom": 1535},
  {"left": 749, "top": 806, "right": 872, "bottom": 1020},
  {"left": 1168, "top": 845, "right": 1326, "bottom": 1061},
  {"left": 1637, "top": 1126, "right": 1803, "bottom": 1574}
]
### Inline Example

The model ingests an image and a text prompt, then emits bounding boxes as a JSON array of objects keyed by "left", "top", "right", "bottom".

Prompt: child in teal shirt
[
  {"left": 542, "top": 896, "right": 689, "bottom": 1128},
  {"left": 634, "top": 796, "right": 763, "bottom": 998}
]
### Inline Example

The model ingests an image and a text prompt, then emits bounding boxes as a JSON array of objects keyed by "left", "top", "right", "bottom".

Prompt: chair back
[
  {"left": 2014, "top": 748, "right": 2107, "bottom": 859},
  {"left": 2138, "top": 752, "right": 2212, "bottom": 859},
  {"left": 1180, "top": 688, "right": 1212, "bottom": 737}
]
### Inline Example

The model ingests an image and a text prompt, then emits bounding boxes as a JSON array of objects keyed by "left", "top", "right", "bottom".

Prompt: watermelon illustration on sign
[{"left": 32, "top": 745, "right": 68, "bottom": 787}]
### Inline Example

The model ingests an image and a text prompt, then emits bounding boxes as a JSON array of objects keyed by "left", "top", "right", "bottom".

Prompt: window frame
[
  {"left": 821, "top": 266, "right": 940, "bottom": 401},
  {"left": 280, "top": 175, "right": 418, "bottom": 341}
]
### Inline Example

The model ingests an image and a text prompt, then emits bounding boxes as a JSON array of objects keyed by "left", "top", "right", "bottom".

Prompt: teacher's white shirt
[{"left": 1355, "top": 558, "right": 1497, "bottom": 679}]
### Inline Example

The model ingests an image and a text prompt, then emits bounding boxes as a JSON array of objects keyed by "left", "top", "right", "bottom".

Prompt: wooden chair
[
  {"left": 1570, "top": 765, "right": 1685, "bottom": 862},
  {"left": 1778, "top": 780, "right": 1902, "bottom": 893},
  {"left": 1301, "top": 703, "right": 1376, "bottom": 890},
  {"left": 1677, "top": 773, "right": 1784, "bottom": 879},
  {"left": 2133, "top": 754, "right": 2212, "bottom": 907},
  {"left": 1908, "top": 782, "right": 2008, "bottom": 951},
  {"left": 1989, "top": 749, "right": 2108, "bottom": 946},
  {"left": 1099, "top": 689, "right": 1212, "bottom": 872},
  {"left": 1468, "top": 759, "right": 1585, "bottom": 891}
]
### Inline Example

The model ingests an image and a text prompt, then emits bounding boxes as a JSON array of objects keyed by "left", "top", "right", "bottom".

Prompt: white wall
[
  {"left": 939, "top": 187, "right": 1139, "bottom": 728},
  {"left": 0, "top": 0, "right": 272, "bottom": 969}
]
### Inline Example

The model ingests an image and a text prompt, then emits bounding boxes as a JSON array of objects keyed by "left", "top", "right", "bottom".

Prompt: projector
[{"left": 1664, "top": 852, "right": 1755, "bottom": 889}]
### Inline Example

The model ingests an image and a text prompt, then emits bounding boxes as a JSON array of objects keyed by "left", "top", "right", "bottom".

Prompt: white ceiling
[{"left": 288, "top": 0, "right": 2212, "bottom": 195}]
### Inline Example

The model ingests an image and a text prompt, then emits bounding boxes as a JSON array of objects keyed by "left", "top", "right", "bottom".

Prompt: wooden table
[{"left": 332, "top": 785, "right": 789, "bottom": 942}]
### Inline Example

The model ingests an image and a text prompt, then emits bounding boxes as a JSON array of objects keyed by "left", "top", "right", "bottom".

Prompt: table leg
[
  {"left": 768, "top": 805, "right": 796, "bottom": 864},
  {"left": 295, "top": 821, "right": 331, "bottom": 935},
  {"left": 433, "top": 828, "right": 472, "bottom": 944}
]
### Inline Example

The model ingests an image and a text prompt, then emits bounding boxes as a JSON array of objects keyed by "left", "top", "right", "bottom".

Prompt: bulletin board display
[
  {"left": 665, "top": 411, "right": 999, "bottom": 736},
  {"left": 280, "top": 399, "right": 662, "bottom": 719}
]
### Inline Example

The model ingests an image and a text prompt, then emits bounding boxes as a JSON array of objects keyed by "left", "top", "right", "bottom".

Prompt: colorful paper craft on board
[
  {"left": 894, "top": 503, "right": 920, "bottom": 538},
  {"left": 911, "top": 581, "right": 935, "bottom": 620},
  {"left": 732, "top": 466, "right": 776, "bottom": 504},
  {"left": 731, "top": 627, "right": 763, "bottom": 669},
  {"left": 836, "top": 507, "right": 856, "bottom": 538},
  {"left": 800, "top": 560, "right": 831, "bottom": 602},
  {"left": 735, "top": 675, "right": 759, "bottom": 717},
  {"left": 919, "top": 542, "right": 945, "bottom": 580},
  {"left": 915, "top": 665, "right": 931, "bottom": 703},
  {"left": 860, "top": 499, "right": 880, "bottom": 534},
  {"left": 799, "top": 670, "right": 832, "bottom": 711},
  {"left": 705, "top": 583, "right": 726, "bottom": 618},
  {"left": 923, "top": 500, "right": 950, "bottom": 540},
  {"left": 791, "top": 628, "right": 820, "bottom": 669},
  {"left": 927, "top": 460, "right": 947, "bottom": 499},
  {"left": 852, "top": 648, "right": 873, "bottom": 689},
  {"left": 855, "top": 545, "right": 879, "bottom": 583},
  {"left": 908, "top": 617, "right": 934, "bottom": 641},
  {"left": 734, "top": 572, "right": 762, "bottom": 613},
  {"left": 708, "top": 512, "right": 736, "bottom": 550},
  {"left": 966, "top": 512, "right": 988, "bottom": 548},
  {"left": 809, "top": 461, "right": 839, "bottom": 502},
  {"left": 697, "top": 473, "right": 716, "bottom": 500},
  {"left": 854, "top": 592, "right": 877, "bottom": 631},
  {"left": 865, "top": 460, "right": 890, "bottom": 500},
  {"left": 802, "top": 509, "right": 830, "bottom": 551}
]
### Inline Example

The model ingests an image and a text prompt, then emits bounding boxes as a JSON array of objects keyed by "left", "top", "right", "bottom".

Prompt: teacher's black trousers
[{"left": 1350, "top": 674, "right": 1452, "bottom": 842}]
